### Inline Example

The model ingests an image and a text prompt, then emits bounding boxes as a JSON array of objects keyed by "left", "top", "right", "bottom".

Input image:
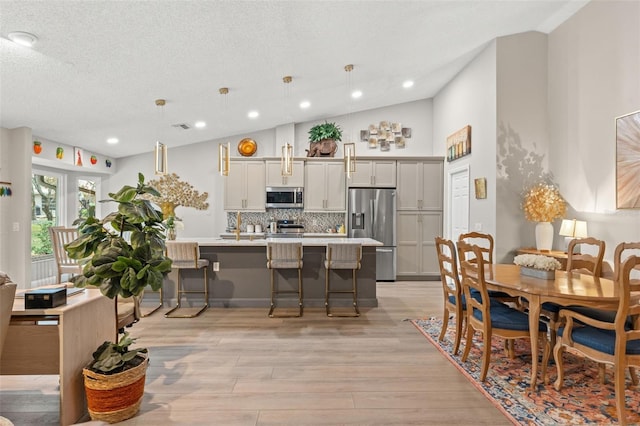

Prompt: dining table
[{"left": 484, "top": 264, "right": 623, "bottom": 389}]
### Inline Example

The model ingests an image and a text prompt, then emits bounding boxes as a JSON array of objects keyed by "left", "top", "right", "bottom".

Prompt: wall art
[
  {"left": 616, "top": 110, "right": 640, "bottom": 209},
  {"left": 474, "top": 177, "right": 487, "bottom": 199},
  {"left": 446, "top": 125, "right": 471, "bottom": 162},
  {"left": 361, "top": 122, "right": 410, "bottom": 151}
]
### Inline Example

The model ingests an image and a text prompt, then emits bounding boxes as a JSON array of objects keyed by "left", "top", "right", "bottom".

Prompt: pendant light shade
[
  {"left": 344, "top": 142, "right": 356, "bottom": 178},
  {"left": 153, "top": 99, "right": 168, "bottom": 175},
  {"left": 281, "top": 143, "right": 293, "bottom": 176},
  {"left": 219, "top": 142, "right": 230, "bottom": 176}
]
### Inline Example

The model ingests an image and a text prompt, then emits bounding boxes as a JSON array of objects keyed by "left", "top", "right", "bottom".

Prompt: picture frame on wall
[
  {"left": 446, "top": 125, "right": 472, "bottom": 162},
  {"left": 360, "top": 130, "right": 369, "bottom": 141},
  {"left": 474, "top": 177, "right": 487, "bottom": 199},
  {"left": 616, "top": 110, "right": 640, "bottom": 209}
]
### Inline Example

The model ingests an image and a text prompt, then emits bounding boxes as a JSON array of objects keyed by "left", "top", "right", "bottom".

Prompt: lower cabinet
[{"left": 396, "top": 211, "right": 442, "bottom": 277}]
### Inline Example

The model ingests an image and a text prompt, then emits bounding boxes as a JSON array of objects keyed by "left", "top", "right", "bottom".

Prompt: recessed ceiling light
[
  {"left": 106, "top": 138, "right": 119, "bottom": 144},
  {"left": 403, "top": 80, "right": 414, "bottom": 89},
  {"left": 248, "top": 111, "right": 259, "bottom": 119},
  {"left": 351, "top": 90, "right": 362, "bottom": 99},
  {"left": 194, "top": 121, "right": 206, "bottom": 128},
  {"left": 8, "top": 31, "right": 38, "bottom": 47},
  {"left": 299, "top": 101, "right": 311, "bottom": 109}
]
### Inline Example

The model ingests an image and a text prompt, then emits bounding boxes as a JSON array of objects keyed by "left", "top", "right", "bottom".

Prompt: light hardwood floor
[{"left": 0, "top": 281, "right": 510, "bottom": 425}]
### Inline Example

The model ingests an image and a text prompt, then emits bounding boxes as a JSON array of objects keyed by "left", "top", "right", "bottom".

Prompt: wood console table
[{"left": 0, "top": 288, "right": 115, "bottom": 425}]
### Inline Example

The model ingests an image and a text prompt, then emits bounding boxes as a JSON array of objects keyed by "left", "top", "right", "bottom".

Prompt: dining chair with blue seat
[
  {"left": 540, "top": 237, "right": 606, "bottom": 348},
  {"left": 457, "top": 232, "right": 521, "bottom": 308},
  {"left": 435, "top": 237, "right": 466, "bottom": 355},
  {"left": 458, "top": 241, "right": 550, "bottom": 382},
  {"left": 554, "top": 254, "right": 640, "bottom": 426}
]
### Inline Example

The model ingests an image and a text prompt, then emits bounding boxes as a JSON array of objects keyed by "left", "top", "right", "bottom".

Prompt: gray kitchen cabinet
[
  {"left": 348, "top": 160, "right": 396, "bottom": 187},
  {"left": 395, "top": 159, "right": 444, "bottom": 277},
  {"left": 224, "top": 160, "right": 266, "bottom": 211},
  {"left": 397, "top": 210, "right": 442, "bottom": 277},
  {"left": 265, "top": 160, "right": 304, "bottom": 187},
  {"left": 304, "top": 160, "right": 345, "bottom": 211}
]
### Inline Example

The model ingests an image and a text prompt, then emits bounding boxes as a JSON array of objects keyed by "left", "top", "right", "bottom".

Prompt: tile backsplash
[{"left": 227, "top": 210, "right": 346, "bottom": 233}]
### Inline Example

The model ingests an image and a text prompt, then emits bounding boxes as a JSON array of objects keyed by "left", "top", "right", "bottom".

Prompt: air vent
[{"left": 172, "top": 123, "right": 191, "bottom": 130}]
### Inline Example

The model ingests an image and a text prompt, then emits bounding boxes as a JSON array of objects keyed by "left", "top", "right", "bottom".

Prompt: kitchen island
[{"left": 160, "top": 237, "right": 382, "bottom": 309}]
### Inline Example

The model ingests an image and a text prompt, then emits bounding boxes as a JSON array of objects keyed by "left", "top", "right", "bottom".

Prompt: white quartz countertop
[
  {"left": 176, "top": 237, "right": 383, "bottom": 247},
  {"left": 219, "top": 232, "right": 347, "bottom": 239}
]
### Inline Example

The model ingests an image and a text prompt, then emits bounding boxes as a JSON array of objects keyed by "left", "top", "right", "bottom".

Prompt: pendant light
[
  {"left": 218, "top": 88, "right": 230, "bottom": 177},
  {"left": 344, "top": 65, "right": 356, "bottom": 178},
  {"left": 154, "top": 99, "right": 168, "bottom": 175},
  {"left": 280, "top": 76, "right": 293, "bottom": 176}
]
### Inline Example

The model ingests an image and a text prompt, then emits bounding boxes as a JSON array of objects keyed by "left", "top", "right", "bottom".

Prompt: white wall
[
  {"left": 495, "top": 32, "right": 550, "bottom": 262},
  {"left": 0, "top": 127, "right": 32, "bottom": 286},
  {"left": 433, "top": 41, "right": 497, "bottom": 242},
  {"left": 548, "top": 0, "right": 640, "bottom": 263}
]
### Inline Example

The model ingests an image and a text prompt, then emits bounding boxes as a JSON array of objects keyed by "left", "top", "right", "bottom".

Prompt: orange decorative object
[
  {"left": 237, "top": 138, "right": 257, "bottom": 157},
  {"left": 33, "top": 140, "right": 42, "bottom": 154}
]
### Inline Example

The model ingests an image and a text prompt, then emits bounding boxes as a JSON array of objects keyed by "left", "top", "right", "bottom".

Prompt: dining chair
[
  {"left": 458, "top": 232, "right": 520, "bottom": 308},
  {"left": 457, "top": 241, "right": 550, "bottom": 383},
  {"left": 435, "top": 237, "right": 466, "bottom": 355},
  {"left": 165, "top": 241, "right": 209, "bottom": 318},
  {"left": 554, "top": 254, "right": 640, "bottom": 426},
  {"left": 543, "top": 237, "right": 607, "bottom": 348},
  {"left": 267, "top": 241, "right": 303, "bottom": 318},
  {"left": 49, "top": 226, "right": 84, "bottom": 283}
]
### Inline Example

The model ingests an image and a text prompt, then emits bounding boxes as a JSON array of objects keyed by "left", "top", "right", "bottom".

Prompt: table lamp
[{"left": 559, "top": 219, "right": 588, "bottom": 252}]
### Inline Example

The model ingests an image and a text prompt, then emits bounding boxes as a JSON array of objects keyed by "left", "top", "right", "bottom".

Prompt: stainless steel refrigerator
[{"left": 348, "top": 188, "right": 396, "bottom": 281}]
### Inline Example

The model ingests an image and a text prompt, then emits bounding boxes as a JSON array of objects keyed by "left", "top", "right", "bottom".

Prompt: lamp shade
[
  {"left": 558, "top": 219, "right": 588, "bottom": 238},
  {"left": 559, "top": 219, "right": 576, "bottom": 237},
  {"left": 574, "top": 220, "right": 588, "bottom": 238}
]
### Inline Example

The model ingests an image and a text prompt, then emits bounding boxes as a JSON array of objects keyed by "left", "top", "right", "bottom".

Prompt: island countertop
[{"left": 174, "top": 237, "right": 383, "bottom": 247}]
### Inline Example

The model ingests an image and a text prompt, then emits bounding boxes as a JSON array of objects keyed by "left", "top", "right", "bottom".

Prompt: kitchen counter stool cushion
[
  {"left": 325, "top": 243, "right": 362, "bottom": 317},
  {"left": 266, "top": 242, "right": 303, "bottom": 318}
]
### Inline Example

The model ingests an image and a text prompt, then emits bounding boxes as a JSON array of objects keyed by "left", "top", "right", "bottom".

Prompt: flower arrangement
[
  {"left": 513, "top": 254, "right": 562, "bottom": 271},
  {"left": 143, "top": 173, "right": 209, "bottom": 218},
  {"left": 522, "top": 182, "right": 567, "bottom": 222}
]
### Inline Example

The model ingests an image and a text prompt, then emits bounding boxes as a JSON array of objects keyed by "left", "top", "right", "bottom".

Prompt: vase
[
  {"left": 535, "top": 222, "right": 553, "bottom": 251},
  {"left": 167, "top": 228, "right": 176, "bottom": 240}
]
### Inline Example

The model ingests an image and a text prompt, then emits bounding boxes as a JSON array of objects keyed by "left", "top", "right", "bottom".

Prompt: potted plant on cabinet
[
  {"left": 307, "top": 121, "right": 342, "bottom": 157},
  {"left": 65, "top": 172, "right": 172, "bottom": 423}
]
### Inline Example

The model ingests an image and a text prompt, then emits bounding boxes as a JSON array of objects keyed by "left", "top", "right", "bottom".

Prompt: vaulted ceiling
[{"left": 0, "top": 1, "right": 587, "bottom": 158}]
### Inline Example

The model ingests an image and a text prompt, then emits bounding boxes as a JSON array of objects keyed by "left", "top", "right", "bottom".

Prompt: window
[
  {"left": 31, "top": 172, "right": 60, "bottom": 256},
  {"left": 78, "top": 178, "right": 96, "bottom": 219}
]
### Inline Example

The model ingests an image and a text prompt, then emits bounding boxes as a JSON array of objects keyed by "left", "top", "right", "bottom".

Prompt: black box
[{"left": 25, "top": 287, "right": 67, "bottom": 309}]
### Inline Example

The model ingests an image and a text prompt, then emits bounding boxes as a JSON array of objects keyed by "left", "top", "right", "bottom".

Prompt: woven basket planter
[{"left": 83, "top": 353, "right": 148, "bottom": 423}]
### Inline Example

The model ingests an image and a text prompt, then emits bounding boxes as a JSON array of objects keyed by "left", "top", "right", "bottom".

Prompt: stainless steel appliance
[
  {"left": 348, "top": 188, "right": 396, "bottom": 281},
  {"left": 266, "top": 187, "right": 303, "bottom": 209},
  {"left": 266, "top": 219, "right": 305, "bottom": 238}
]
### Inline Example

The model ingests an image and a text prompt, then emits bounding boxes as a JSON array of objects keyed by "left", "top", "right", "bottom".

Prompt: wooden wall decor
[
  {"left": 446, "top": 125, "right": 471, "bottom": 162},
  {"left": 616, "top": 110, "right": 640, "bottom": 209}
]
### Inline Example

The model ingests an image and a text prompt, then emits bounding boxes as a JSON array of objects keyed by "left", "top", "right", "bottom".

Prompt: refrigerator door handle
[
  {"left": 376, "top": 248, "right": 393, "bottom": 253},
  {"left": 370, "top": 199, "right": 376, "bottom": 231}
]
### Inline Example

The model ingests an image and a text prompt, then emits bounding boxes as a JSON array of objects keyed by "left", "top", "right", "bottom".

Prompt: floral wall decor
[
  {"left": 360, "top": 122, "right": 411, "bottom": 151},
  {"left": 143, "top": 173, "right": 209, "bottom": 219}
]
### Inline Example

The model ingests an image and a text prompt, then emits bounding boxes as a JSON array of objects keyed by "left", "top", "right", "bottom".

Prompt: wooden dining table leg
[{"left": 528, "top": 295, "right": 542, "bottom": 389}]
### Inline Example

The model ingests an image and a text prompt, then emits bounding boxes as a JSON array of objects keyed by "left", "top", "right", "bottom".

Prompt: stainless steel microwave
[{"left": 266, "top": 187, "right": 304, "bottom": 209}]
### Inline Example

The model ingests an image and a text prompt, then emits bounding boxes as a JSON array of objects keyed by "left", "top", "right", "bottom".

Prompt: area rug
[{"left": 412, "top": 317, "right": 640, "bottom": 425}]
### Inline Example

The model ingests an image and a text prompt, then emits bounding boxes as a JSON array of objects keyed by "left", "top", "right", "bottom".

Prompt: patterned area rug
[{"left": 412, "top": 317, "right": 640, "bottom": 425}]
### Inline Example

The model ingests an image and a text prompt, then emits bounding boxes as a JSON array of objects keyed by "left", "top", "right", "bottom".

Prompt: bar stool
[
  {"left": 325, "top": 243, "right": 361, "bottom": 317},
  {"left": 266, "top": 241, "right": 303, "bottom": 317},
  {"left": 165, "top": 241, "right": 209, "bottom": 318}
]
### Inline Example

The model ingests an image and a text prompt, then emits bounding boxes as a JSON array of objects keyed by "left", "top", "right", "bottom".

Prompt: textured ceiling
[{"left": 0, "top": 0, "right": 587, "bottom": 158}]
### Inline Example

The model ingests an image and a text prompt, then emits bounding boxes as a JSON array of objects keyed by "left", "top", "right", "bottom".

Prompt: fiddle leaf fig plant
[
  {"left": 91, "top": 332, "right": 147, "bottom": 374},
  {"left": 65, "top": 172, "right": 172, "bottom": 299},
  {"left": 308, "top": 121, "right": 343, "bottom": 143}
]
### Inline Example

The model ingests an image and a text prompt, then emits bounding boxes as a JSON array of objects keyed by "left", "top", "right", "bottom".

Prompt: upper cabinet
[
  {"left": 348, "top": 160, "right": 396, "bottom": 187},
  {"left": 396, "top": 160, "right": 443, "bottom": 210},
  {"left": 224, "top": 160, "right": 265, "bottom": 211},
  {"left": 304, "top": 160, "right": 346, "bottom": 211},
  {"left": 265, "top": 160, "right": 304, "bottom": 187}
]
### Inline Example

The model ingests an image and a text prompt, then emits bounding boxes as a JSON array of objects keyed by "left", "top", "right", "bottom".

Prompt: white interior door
[{"left": 448, "top": 166, "right": 469, "bottom": 240}]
